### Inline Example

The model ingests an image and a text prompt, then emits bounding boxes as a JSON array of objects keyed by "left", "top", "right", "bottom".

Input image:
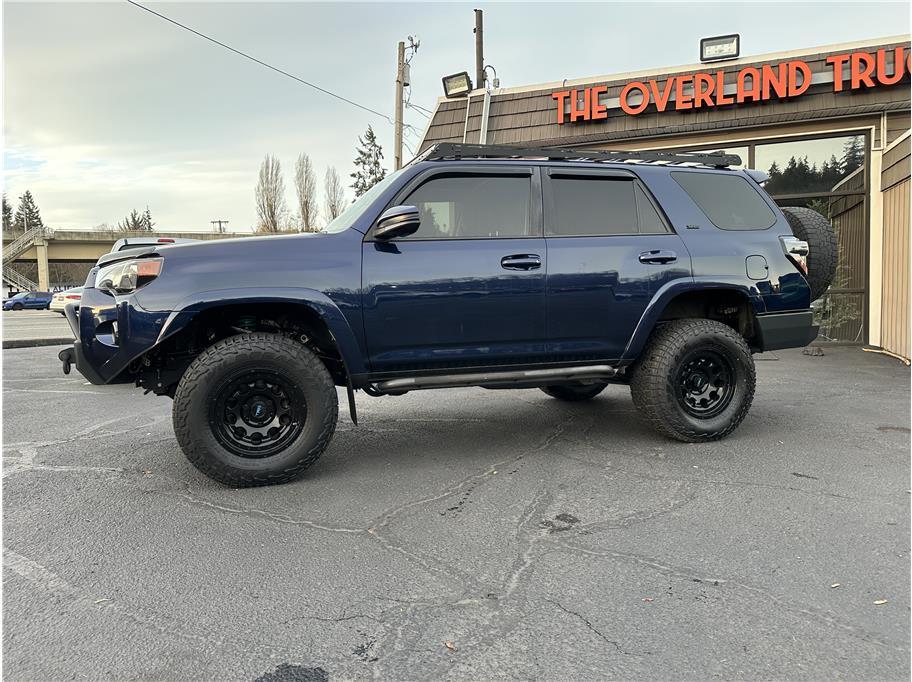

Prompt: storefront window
[
  {"left": 755, "top": 135, "right": 865, "bottom": 196},
  {"left": 755, "top": 133, "right": 868, "bottom": 344}
]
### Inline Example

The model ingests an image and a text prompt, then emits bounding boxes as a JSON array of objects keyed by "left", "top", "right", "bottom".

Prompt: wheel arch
[
  {"left": 154, "top": 288, "right": 368, "bottom": 382},
  {"left": 623, "top": 281, "right": 764, "bottom": 361}
]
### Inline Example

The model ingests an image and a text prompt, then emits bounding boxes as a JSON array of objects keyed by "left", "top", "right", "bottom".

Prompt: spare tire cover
[{"left": 780, "top": 206, "right": 838, "bottom": 302}]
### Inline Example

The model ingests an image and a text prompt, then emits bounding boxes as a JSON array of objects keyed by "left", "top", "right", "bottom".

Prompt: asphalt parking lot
[
  {"left": 1, "top": 309, "right": 74, "bottom": 347},
  {"left": 2, "top": 344, "right": 910, "bottom": 680}
]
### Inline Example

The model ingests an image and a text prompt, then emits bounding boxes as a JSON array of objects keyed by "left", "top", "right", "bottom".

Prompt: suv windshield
[{"left": 322, "top": 168, "right": 406, "bottom": 234}]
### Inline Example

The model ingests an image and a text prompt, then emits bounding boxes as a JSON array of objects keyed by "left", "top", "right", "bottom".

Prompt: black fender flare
[
  {"left": 621, "top": 278, "right": 764, "bottom": 362},
  {"left": 154, "top": 287, "right": 368, "bottom": 380}
]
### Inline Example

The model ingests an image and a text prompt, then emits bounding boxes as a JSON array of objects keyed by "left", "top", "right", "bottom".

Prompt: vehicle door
[
  {"left": 542, "top": 168, "right": 692, "bottom": 360},
  {"left": 361, "top": 166, "right": 546, "bottom": 374}
]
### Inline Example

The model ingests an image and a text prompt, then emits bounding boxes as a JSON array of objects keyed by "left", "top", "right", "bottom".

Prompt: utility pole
[
  {"left": 474, "top": 9, "right": 484, "bottom": 90},
  {"left": 210, "top": 219, "right": 229, "bottom": 233},
  {"left": 394, "top": 40, "right": 405, "bottom": 170}
]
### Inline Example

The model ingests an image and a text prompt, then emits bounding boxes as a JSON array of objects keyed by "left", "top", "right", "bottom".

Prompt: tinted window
[
  {"left": 673, "top": 171, "right": 776, "bottom": 230},
  {"left": 635, "top": 184, "right": 668, "bottom": 233},
  {"left": 402, "top": 174, "right": 531, "bottom": 239},
  {"left": 548, "top": 177, "right": 638, "bottom": 236}
]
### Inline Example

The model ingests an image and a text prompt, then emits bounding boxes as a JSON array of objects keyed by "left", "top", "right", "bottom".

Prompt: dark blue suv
[{"left": 60, "top": 144, "right": 836, "bottom": 486}]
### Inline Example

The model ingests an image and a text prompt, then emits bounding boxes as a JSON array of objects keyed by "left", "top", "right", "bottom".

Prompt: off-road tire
[
  {"left": 630, "top": 319, "right": 755, "bottom": 442},
  {"left": 173, "top": 333, "right": 338, "bottom": 487},
  {"left": 780, "top": 206, "right": 838, "bottom": 302},
  {"left": 541, "top": 382, "right": 608, "bottom": 401}
]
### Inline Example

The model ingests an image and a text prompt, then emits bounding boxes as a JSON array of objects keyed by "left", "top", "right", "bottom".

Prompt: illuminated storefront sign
[{"left": 552, "top": 47, "right": 910, "bottom": 123}]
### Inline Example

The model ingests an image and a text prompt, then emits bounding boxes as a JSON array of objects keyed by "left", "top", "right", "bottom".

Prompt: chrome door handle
[
  {"left": 639, "top": 250, "right": 677, "bottom": 264},
  {"left": 501, "top": 254, "right": 542, "bottom": 271}
]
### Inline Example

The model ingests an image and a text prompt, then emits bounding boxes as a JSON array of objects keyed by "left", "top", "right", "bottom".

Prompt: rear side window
[
  {"left": 401, "top": 174, "right": 531, "bottom": 239},
  {"left": 547, "top": 176, "right": 669, "bottom": 236},
  {"left": 672, "top": 171, "right": 776, "bottom": 230},
  {"left": 635, "top": 184, "right": 667, "bottom": 233}
]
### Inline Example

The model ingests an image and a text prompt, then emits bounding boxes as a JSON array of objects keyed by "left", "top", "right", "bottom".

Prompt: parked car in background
[
  {"left": 50, "top": 288, "right": 83, "bottom": 315},
  {"left": 111, "top": 236, "right": 197, "bottom": 253},
  {"left": 3, "top": 291, "right": 53, "bottom": 311}
]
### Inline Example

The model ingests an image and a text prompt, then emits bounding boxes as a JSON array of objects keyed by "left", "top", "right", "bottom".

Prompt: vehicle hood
[{"left": 132, "top": 229, "right": 362, "bottom": 312}]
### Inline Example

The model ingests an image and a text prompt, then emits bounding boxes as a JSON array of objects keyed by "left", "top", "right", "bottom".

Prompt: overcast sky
[{"left": 3, "top": 1, "right": 908, "bottom": 232}]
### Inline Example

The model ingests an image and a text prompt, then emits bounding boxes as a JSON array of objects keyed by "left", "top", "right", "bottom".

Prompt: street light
[
  {"left": 700, "top": 34, "right": 740, "bottom": 63},
  {"left": 442, "top": 71, "right": 473, "bottom": 98}
]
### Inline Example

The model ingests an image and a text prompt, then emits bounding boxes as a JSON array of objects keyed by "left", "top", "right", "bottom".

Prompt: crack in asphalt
[
  {"left": 544, "top": 598, "right": 637, "bottom": 655},
  {"left": 3, "top": 546, "right": 301, "bottom": 659},
  {"left": 552, "top": 541, "right": 906, "bottom": 653}
]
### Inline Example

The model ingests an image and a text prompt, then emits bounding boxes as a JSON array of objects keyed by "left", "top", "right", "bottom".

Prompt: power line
[
  {"left": 408, "top": 102, "right": 436, "bottom": 116},
  {"left": 405, "top": 102, "right": 430, "bottom": 119},
  {"left": 125, "top": 0, "right": 394, "bottom": 124}
]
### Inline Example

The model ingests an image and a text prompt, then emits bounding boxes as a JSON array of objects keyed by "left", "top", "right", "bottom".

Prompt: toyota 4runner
[{"left": 59, "top": 144, "right": 836, "bottom": 486}]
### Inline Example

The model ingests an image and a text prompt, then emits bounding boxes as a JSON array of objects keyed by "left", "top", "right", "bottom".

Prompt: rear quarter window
[{"left": 672, "top": 171, "right": 776, "bottom": 231}]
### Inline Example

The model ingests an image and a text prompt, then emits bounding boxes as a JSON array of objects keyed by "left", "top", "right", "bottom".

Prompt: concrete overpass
[{"left": 3, "top": 228, "right": 259, "bottom": 291}]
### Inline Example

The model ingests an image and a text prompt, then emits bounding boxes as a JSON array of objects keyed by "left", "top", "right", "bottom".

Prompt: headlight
[{"left": 96, "top": 257, "right": 163, "bottom": 294}]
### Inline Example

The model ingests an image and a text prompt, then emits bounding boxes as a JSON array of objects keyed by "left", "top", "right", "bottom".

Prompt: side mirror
[{"left": 374, "top": 205, "right": 420, "bottom": 240}]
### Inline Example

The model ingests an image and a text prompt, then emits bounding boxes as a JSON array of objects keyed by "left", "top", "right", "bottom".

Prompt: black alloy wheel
[
  {"left": 675, "top": 350, "right": 735, "bottom": 419},
  {"left": 210, "top": 369, "right": 306, "bottom": 459}
]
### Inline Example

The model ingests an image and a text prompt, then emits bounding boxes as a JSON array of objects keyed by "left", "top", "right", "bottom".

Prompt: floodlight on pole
[
  {"left": 700, "top": 34, "right": 740, "bottom": 63},
  {"left": 442, "top": 71, "right": 473, "bottom": 98}
]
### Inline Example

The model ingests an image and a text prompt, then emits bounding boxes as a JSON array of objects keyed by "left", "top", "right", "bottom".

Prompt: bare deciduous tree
[
  {"left": 294, "top": 153, "right": 319, "bottom": 232},
  {"left": 323, "top": 167, "right": 346, "bottom": 222},
  {"left": 255, "top": 154, "right": 287, "bottom": 232}
]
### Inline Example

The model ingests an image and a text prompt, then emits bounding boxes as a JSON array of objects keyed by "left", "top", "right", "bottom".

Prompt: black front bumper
[
  {"left": 755, "top": 310, "right": 819, "bottom": 351},
  {"left": 58, "top": 291, "right": 173, "bottom": 385},
  {"left": 59, "top": 302, "right": 104, "bottom": 384}
]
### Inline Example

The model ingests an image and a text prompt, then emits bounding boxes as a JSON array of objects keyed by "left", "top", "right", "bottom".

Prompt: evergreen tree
[
  {"left": 118, "top": 209, "right": 146, "bottom": 232},
  {"left": 841, "top": 136, "right": 864, "bottom": 175},
  {"left": 142, "top": 206, "right": 155, "bottom": 231},
  {"left": 2, "top": 194, "right": 12, "bottom": 232},
  {"left": 12, "top": 191, "right": 44, "bottom": 232},
  {"left": 350, "top": 125, "right": 386, "bottom": 198}
]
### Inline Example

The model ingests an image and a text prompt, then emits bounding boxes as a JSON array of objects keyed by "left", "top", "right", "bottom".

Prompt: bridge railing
[
  {"left": 2, "top": 226, "right": 52, "bottom": 266},
  {"left": 2, "top": 264, "right": 38, "bottom": 292}
]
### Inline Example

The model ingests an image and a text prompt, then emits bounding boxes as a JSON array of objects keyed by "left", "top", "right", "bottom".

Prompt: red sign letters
[{"left": 552, "top": 46, "right": 910, "bottom": 123}]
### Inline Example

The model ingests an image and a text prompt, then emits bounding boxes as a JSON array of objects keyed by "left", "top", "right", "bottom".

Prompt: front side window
[
  {"left": 400, "top": 174, "right": 532, "bottom": 239},
  {"left": 672, "top": 171, "right": 776, "bottom": 230}
]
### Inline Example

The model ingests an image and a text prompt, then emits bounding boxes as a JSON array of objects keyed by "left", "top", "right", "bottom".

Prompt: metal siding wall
[{"left": 881, "top": 179, "right": 911, "bottom": 360}]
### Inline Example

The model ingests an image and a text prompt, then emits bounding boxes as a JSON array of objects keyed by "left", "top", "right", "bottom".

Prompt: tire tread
[
  {"left": 630, "top": 319, "right": 755, "bottom": 442},
  {"left": 172, "top": 333, "right": 338, "bottom": 487}
]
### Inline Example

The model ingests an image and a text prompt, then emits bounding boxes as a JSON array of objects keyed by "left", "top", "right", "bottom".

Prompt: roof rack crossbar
[{"left": 420, "top": 143, "right": 741, "bottom": 168}]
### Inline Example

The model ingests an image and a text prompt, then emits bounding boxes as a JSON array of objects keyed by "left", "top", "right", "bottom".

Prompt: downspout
[
  {"left": 478, "top": 88, "right": 492, "bottom": 145},
  {"left": 462, "top": 92, "right": 474, "bottom": 143}
]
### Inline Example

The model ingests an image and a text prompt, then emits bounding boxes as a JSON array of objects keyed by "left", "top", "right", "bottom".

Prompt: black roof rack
[{"left": 418, "top": 143, "right": 741, "bottom": 169}]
